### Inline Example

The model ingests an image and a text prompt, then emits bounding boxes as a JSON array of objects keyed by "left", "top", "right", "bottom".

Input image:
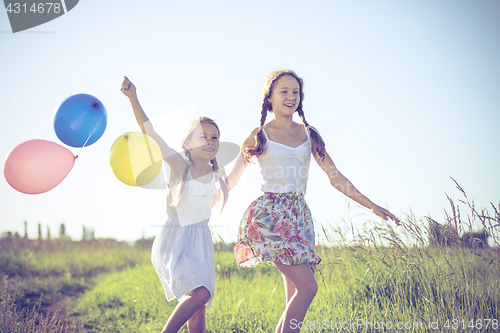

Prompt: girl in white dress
[
  {"left": 121, "top": 77, "right": 228, "bottom": 333},
  {"left": 226, "top": 70, "right": 399, "bottom": 333}
]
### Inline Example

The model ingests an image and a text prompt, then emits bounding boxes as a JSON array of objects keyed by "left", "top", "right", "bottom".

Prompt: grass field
[
  {"left": 67, "top": 245, "right": 499, "bottom": 333},
  {"left": 1, "top": 185, "right": 499, "bottom": 332}
]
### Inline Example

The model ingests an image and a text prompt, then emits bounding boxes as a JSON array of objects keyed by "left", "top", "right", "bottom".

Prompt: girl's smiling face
[
  {"left": 267, "top": 74, "right": 301, "bottom": 117},
  {"left": 185, "top": 122, "right": 220, "bottom": 161}
]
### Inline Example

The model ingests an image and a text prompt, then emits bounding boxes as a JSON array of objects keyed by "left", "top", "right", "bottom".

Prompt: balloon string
[{"left": 82, "top": 113, "right": 105, "bottom": 147}]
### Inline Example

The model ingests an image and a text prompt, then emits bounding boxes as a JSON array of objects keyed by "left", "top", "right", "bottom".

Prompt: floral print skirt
[{"left": 234, "top": 192, "right": 321, "bottom": 273}]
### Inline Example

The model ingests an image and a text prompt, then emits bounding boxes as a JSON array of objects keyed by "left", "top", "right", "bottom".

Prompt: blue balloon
[{"left": 54, "top": 94, "right": 107, "bottom": 147}]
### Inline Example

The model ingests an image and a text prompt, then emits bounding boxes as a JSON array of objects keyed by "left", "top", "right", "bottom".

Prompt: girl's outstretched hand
[
  {"left": 370, "top": 205, "right": 400, "bottom": 226},
  {"left": 120, "top": 76, "right": 137, "bottom": 98}
]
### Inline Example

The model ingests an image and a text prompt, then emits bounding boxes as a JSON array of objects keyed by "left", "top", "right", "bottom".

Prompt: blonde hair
[
  {"left": 242, "top": 69, "right": 326, "bottom": 162},
  {"left": 170, "top": 117, "right": 228, "bottom": 212}
]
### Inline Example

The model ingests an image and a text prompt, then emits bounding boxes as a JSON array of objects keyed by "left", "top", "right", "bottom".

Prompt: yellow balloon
[{"left": 110, "top": 132, "right": 163, "bottom": 186}]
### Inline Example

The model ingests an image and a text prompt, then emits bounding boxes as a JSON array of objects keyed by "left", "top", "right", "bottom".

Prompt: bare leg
[
  {"left": 187, "top": 306, "right": 206, "bottom": 333},
  {"left": 274, "top": 262, "right": 318, "bottom": 333},
  {"left": 161, "top": 286, "right": 211, "bottom": 333},
  {"left": 275, "top": 273, "right": 296, "bottom": 333}
]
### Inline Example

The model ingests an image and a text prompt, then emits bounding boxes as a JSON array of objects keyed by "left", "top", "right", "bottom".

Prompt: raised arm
[
  {"left": 225, "top": 127, "right": 260, "bottom": 191},
  {"left": 120, "top": 76, "right": 187, "bottom": 180},
  {"left": 313, "top": 147, "right": 400, "bottom": 226}
]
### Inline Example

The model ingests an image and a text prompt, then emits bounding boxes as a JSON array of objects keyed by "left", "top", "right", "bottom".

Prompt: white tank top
[{"left": 258, "top": 125, "right": 312, "bottom": 194}]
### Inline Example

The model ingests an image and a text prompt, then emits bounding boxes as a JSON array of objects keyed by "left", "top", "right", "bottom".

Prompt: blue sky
[{"left": 1, "top": 0, "right": 499, "bottom": 243}]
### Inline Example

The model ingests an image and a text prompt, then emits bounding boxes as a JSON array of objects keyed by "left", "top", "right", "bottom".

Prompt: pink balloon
[{"left": 3, "top": 139, "right": 77, "bottom": 194}]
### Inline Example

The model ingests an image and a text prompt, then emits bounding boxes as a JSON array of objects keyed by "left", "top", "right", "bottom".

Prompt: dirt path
[{"left": 44, "top": 295, "right": 77, "bottom": 318}]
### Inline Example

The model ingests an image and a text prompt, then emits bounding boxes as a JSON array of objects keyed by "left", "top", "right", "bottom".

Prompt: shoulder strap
[
  {"left": 261, "top": 127, "right": 270, "bottom": 140},
  {"left": 303, "top": 124, "right": 310, "bottom": 140},
  {"left": 303, "top": 124, "right": 311, "bottom": 139}
]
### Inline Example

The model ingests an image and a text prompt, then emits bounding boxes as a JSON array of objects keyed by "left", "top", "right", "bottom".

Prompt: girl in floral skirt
[{"left": 226, "top": 70, "right": 400, "bottom": 333}]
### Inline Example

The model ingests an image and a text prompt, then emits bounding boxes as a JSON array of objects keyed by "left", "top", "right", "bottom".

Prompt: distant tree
[
  {"left": 134, "top": 236, "right": 155, "bottom": 247},
  {"left": 38, "top": 223, "right": 42, "bottom": 241},
  {"left": 24, "top": 220, "right": 28, "bottom": 239},
  {"left": 81, "top": 225, "right": 96, "bottom": 241},
  {"left": 462, "top": 230, "right": 489, "bottom": 249},
  {"left": 47, "top": 226, "right": 51, "bottom": 241},
  {"left": 59, "top": 223, "right": 66, "bottom": 239}
]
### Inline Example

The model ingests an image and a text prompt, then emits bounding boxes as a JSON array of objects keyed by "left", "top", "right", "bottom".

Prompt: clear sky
[{"left": 1, "top": 0, "right": 499, "bottom": 244}]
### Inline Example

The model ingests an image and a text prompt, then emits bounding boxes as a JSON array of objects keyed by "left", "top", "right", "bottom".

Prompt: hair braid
[
  {"left": 210, "top": 157, "right": 218, "bottom": 172},
  {"left": 260, "top": 101, "right": 268, "bottom": 126},
  {"left": 209, "top": 157, "right": 229, "bottom": 214},
  {"left": 297, "top": 108, "right": 326, "bottom": 161},
  {"left": 170, "top": 165, "right": 189, "bottom": 207},
  {"left": 242, "top": 101, "right": 268, "bottom": 162},
  {"left": 297, "top": 109, "right": 309, "bottom": 128},
  {"left": 184, "top": 149, "right": 193, "bottom": 165}
]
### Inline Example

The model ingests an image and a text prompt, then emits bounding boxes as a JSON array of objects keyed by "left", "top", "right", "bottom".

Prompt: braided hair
[{"left": 243, "top": 70, "right": 326, "bottom": 162}]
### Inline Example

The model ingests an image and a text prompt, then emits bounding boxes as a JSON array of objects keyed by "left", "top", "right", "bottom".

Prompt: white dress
[{"left": 151, "top": 169, "right": 218, "bottom": 309}]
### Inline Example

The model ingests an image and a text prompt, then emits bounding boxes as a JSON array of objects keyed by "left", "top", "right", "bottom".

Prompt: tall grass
[
  {"left": 3, "top": 181, "right": 499, "bottom": 332},
  {"left": 311, "top": 179, "right": 500, "bottom": 331},
  {"left": 69, "top": 248, "right": 499, "bottom": 332},
  {"left": 68, "top": 183, "right": 499, "bottom": 332}
]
